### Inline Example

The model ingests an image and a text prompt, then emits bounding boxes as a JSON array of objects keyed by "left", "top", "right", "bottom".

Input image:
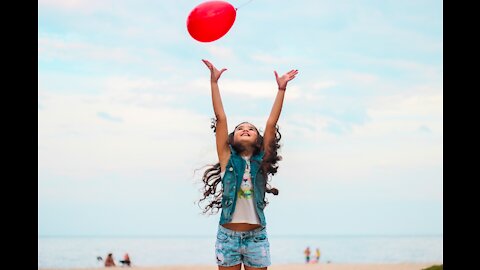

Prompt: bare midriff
[{"left": 222, "top": 223, "right": 261, "bottom": 231}]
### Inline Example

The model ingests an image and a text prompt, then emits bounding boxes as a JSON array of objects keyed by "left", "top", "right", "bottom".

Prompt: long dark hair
[{"left": 198, "top": 118, "right": 282, "bottom": 215}]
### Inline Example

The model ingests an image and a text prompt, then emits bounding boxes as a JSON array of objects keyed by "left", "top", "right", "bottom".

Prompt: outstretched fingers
[
  {"left": 202, "top": 59, "right": 213, "bottom": 70},
  {"left": 288, "top": 69, "right": 298, "bottom": 75},
  {"left": 202, "top": 59, "right": 227, "bottom": 81},
  {"left": 274, "top": 68, "right": 299, "bottom": 90},
  {"left": 286, "top": 69, "right": 298, "bottom": 81},
  {"left": 288, "top": 69, "right": 299, "bottom": 75}
]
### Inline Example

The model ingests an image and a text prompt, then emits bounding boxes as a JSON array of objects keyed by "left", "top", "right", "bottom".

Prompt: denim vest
[{"left": 219, "top": 146, "right": 267, "bottom": 226}]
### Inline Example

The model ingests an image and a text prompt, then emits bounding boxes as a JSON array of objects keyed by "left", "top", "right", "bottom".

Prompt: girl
[{"left": 199, "top": 59, "right": 298, "bottom": 270}]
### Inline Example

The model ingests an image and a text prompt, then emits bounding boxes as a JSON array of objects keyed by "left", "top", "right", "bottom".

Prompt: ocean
[{"left": 38, "top": 235, "right": 443, "bottom": 268}]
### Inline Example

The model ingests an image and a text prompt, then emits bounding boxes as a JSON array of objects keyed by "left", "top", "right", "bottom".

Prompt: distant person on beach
[
  {"left": 304, "top": 246, "right": 311, "bottom": 263},
  {"left": 315, "top": 248, "right": 321, "bottom": 263},
  {"left": 120, "top": 253, "right": 131, "bottom": 267},
  {"left": 104, "top": 253, "right": 116, "bottom": 267},
  {"left": 198, "top": 59, "right": 298, "bottom": 270}
]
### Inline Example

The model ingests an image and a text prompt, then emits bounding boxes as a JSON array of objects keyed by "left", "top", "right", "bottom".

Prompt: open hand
[
  {"left": 202, "top": 59, "right": 227, "bottom": 83},
  {"left": 274, "top": 69, "right": 298, "bottom": 90}
]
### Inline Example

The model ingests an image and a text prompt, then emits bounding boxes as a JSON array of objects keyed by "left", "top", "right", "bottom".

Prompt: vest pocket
[{"left": 222, "top": 172, "right": 235, "bottom": 192}]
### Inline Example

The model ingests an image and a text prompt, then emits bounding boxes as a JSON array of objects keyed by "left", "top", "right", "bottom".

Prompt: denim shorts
[{"left": 215, "top": 225, "right": 271, "bottom": 268}]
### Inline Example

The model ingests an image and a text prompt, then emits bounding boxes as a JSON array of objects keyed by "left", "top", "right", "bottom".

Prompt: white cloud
[
  {"left": 345, "top": 71, "right": 379, "bottom": 84},
  {"left": 275, "top": 90, "right": 443, "bottom": 182},
  {"left": 38, "top": 0, "right": 113, "bottom": 13},
  {"left": 368, "top": 93, "right": 442, "bottom": 119},
  {"left": 38, "top": 34, "right": 142, "bottom": 64},
  {"left": 203, "top": 44, "right": 236, "bottom": 61},
  {"left": 222, "top": 79, "right": 303, "bottom": 100},
  {"left": 100, "top": 76, "right": 178, "bottom": 106},
  {"left": 250, "top": 53, "right": 301, "bottom": 65},
  {"left": 38, "top": 76, "right": 214, "bottom": 181},
  {"left": 312, "top": 80, "right": 338, "bottom": 90},
  {"left": 355, "top": 56, "right": 443, "bottom": 82},
  {"left": 418, "top": 125, "right": 432, "bottom": 133}
]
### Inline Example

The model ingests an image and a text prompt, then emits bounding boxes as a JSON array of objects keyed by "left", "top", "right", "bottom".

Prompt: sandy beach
[{"left": 39, "top": 263, "right": 440, "bottom": 270}]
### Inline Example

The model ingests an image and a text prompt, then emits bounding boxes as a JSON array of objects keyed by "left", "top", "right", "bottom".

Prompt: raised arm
[
  {"left": 263, "top": 69, "right": 299, "bottom": 154},
  {"left": 202, "top": 59, "right": 231, "bottom": 171}
]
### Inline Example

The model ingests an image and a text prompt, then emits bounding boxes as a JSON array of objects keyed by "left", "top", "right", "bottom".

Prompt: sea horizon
[
  {"left": 38, "top": 233, "right": 443, "bottom": 238},
  {"left": 38, "top": 234, "right": 443, "bottom": 268}
]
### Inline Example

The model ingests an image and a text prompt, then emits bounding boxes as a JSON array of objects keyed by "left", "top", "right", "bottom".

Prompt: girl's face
[{"left": 233, "top": 122, "right": 258, "bottom": 145}]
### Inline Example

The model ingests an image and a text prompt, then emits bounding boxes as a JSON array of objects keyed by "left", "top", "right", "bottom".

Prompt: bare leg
[
  {"left": 219, "top": 264, "right": 242, "bottom": 270},
  {"left": 244, "top": 266, "right": 267, "bottom": 270}
]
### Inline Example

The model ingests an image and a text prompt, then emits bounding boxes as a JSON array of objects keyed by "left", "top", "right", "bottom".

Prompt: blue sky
[{"left": 38, "top": 0, "right": 443, "bottom": 237}]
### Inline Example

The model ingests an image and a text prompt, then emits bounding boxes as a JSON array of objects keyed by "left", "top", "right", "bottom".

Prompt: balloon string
[{"left": 235, "top": 0, "right": 254, "bottom": 10}]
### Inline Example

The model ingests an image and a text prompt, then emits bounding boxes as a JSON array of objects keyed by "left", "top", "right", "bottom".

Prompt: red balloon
[{"left": 187, "top": 1, "right": 237, "bottom": 42}]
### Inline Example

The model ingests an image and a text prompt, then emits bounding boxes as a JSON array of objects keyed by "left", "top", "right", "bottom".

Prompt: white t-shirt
[{"left": 220, "top": 156, "right": 260, "bottom": 224}]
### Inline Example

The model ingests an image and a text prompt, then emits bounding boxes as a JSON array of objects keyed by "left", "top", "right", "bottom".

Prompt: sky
[{"left": 38, "top": 0, "right": 443, "bottom": 237}]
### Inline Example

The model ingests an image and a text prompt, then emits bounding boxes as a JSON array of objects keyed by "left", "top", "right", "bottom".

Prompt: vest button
[{"left": 229, "top": 167, "right": 233, "bottom": 171}]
